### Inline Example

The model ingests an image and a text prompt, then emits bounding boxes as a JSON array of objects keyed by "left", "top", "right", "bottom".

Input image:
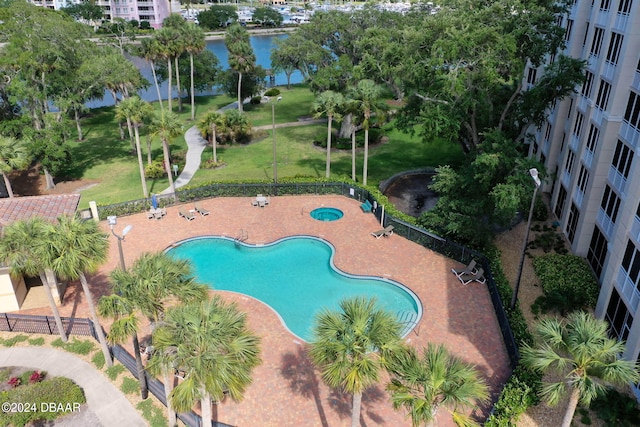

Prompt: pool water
[
  {"left": 310, "top": 207, "right": 343, "bottom": 221},
  {"left": 167, "top": 236, "right": 421, "bottom": 341}
]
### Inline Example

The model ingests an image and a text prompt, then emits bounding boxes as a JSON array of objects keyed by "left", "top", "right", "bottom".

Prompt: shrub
[
  {"left": 137, "top": 399, "right": 168, "bottom": 427},
  {"left": 27, "top": 337, "right": 44, "bottom": 346},
  {"left": 485, "top": 365, "right": 542, "bottom": 426},
  {"left": 533, "top": 253, "right": 599, "bottom": 315},
  {"left": 28, "top": 371, "right": 44, "bottom": 384},
  {"left": 106, "top": 364, "right": 126, "bottom": 381},
  {"left": 263, "top": 87, "right": 281, "bottom": 97},
  {"left": 51, "top": 338, "right": 95, "bottom": 355},
  {"left": 590, "top": 387, "right": 640, "bottom": 427},
  {"left": 202, "top": 158, "right": 226, "bottom": 169},
  {"left": 2, "top": 335, "right": 28, "bottom": 347},
  {"left": 532, "top": 194, "right": 548, "bottom": 222},
  {"left": 145, "top": 160, "right": 166, "bottom": 179},
  {"left": 120, "top": 377, "right": 140, "bottom": 395},
  {"left": 92, "top": 351, "right": 105, "bottom": 370},
  {"left": 250, "top": 96, "right": 262, "bottom": 104},
  {"left": 7, "top": 377, "right": 20, "bottom": 388}
]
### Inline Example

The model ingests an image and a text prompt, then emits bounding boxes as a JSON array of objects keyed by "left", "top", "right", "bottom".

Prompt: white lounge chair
[
  {"left": 451, "top": 260, "right": 478, "bottom": 277},
  {"left": 179, "top": 209, "right": 196, "bottom": 221},
  {"left": 457, "top": 268, "right": 486, "bottom": 286}
]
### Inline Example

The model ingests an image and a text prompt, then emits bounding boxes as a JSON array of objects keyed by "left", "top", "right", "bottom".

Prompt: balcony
[
  {"left": 562, "top": 170, "right": 572, "bottom": 188},
  {"left": 582, "top": 148, "right": 594, "bottom": 168},
  {"left": 587, "top": 54, "right": 599, "bottom": 71},
  {"left": 608, "top": 165, "right": 627, "bottom": 195},
  {"left": 578, "top": 95, "right": 590, "bottom": 112},
  {"left": 543, "top": 138, "right": 551, "bottom": 156},
  {"left": 569, "top": 134, "right": 580, "bottom": 151},
  {"left": 632, "top": 71, "right": 640, "bottom": 92},
  {"left": 613, "top": 12, "right": 629, "bottom": 32},
  {"left": 574, "top": 188, "right": 585, "bottom": 208},
  {"left": 631, "top": 215, "right": 640, "bottom": 244},
  {"left": 596, "top": 207, "right": 616, "bottom": 239},
  {"left": 596, "top": 10, "right": 610, "bottom": 26},
  {"left": 592, "top": 107, "right": 604, "bottom": 127},
  {"left": 620, "top": 121, "right": 640, "bottom": 149},
  {"left": 602, "top": 61, "right": 616, "bottom": 81},
  {"left": 569, "top": 3, "right": 578, "bottom": 19},
  {"left": 616, "top": 267, "right": 640, "bottom": 314}
]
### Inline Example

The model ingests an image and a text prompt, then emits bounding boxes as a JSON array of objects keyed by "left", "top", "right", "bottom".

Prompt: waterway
[{"left": 88, "top": 34, "right": 303, "bottom": 108}]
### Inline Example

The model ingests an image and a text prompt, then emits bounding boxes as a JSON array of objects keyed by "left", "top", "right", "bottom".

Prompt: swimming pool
[{"left": 166, "top": 236, "right": 422, "bottom": 341}]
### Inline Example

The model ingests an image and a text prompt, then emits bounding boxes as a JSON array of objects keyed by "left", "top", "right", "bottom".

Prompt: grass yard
[{"left": 71, "top": 85, "right": 464, "bottom": 209}]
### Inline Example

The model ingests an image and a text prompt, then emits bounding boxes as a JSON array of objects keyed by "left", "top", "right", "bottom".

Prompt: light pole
[
  {"left": 510, "top": 168, "right": 542, "bottom": 310},
  {"left": 107, "top": 216, "right": 133, "bottom": 271},
  {"left": 270, "top": 96, "right": 283, "bottom": 184}
]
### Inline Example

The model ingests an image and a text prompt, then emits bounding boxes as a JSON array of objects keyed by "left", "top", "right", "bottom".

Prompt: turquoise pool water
[
  {"left": 310, "top": 207, "right": 344, "bottom": 221},
  {"left": 166, "top": 236, "right": 421, "bottom": 341}
]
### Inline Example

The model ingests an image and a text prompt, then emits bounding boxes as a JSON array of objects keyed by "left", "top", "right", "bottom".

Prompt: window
[
  {"left": 601, "top": 185, "right": 621, "bottom": 222},
  {"left": 622, "top": 240, "right": 640, "bottom": 291},
  {"left": 624, "top": 91, "right": 640, "bottom": 129},
  {"left": 587, "top": 226, "right": 608, "bottom": 278},
  {"left": 544, "top": 123, "right": 552, "bottom": 141},
  {"left": 566, "top": 150, "right": 576, "bottom": 174},
  {"left": 595, "top": 81, "right": 612, "bottom": 110},
  {"left": 573, "top": 112, "right": 585, "bottom": 137},
  {"left": 583, "top": 22, "right": 590, "bottom": 47},
  {"left": 581, "top": 72, "right": 594, "bottom": 98},
  {"left": 606, "top": 32, "right": 623, "bottom": 65},
  {"left": 565, "top": 19, "right": 574, "bottom": 42},
  {"left": 577, "top": 166, "right": 589, "bottom": 194},
  {"left": 567, "top": 203, "right": 580, "bottom": 243},
  {"left": 527, "top": 67, "right": 537, "bottom": 86},
  {"left": 600, "top": 0, "right": 610, "bottom": 10},
  {"left": 612, "top": 140, "right": 633, "bottom": 178},
  {"left": 586, "top": 124, "right": 599, "bottom": 153},
  {"left": 590, "top": 27, "right": 605, "bottom": 56},
  {"left": 605, "top": 288, "right": 633, "bottom": 342},
  {"left": 555, "top": 185, "right": 568, "bottom": 219},
  {"left": 561, "top": 132, "right": 566, "bottom": 152},
  {"left": 618, "top": 0, "right": 632, "bottom": 14}
]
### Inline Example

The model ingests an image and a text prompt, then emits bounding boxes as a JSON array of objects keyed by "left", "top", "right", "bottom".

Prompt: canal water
[{"left": 88, "top": 34, "right": 303, "bottom": 108}]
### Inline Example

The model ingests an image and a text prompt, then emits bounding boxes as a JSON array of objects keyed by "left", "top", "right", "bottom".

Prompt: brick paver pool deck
[{"left": 18, "top": 195, "right": 511, "bottom": 427}]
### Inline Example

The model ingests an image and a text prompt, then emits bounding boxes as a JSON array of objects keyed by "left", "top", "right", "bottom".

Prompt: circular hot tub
[{"left": 310, "top": 207, "right": 344, "bottom": 222}]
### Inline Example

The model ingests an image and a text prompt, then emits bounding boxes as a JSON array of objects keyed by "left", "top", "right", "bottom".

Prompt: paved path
[
  {"left": 0, "top": 347, "right": 146, "bottom": 427},
  {"left": 160, "top": 100, "right": 326, "bottom": 194}
]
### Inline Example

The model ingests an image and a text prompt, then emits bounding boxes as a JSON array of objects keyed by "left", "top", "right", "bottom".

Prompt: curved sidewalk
[{"left": 0, "top": 347, "right": 146, "bottom": 427}]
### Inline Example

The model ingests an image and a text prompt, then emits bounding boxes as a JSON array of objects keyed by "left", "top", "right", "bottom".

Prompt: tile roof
[{"left": 0, "top": 194, "right": 81, "bottom": 229}]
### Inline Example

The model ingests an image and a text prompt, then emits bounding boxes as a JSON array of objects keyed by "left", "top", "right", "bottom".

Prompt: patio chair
[
  {"left": 147, "top": 209, "right": 156, "bottom": 220},
  {"left": 371, "top": 225, "right": 394, "bottom": 239},
  {"left": 179, "top": 209, "right": 196, "bottom": 221},
  {"left": 451, "top": 259, "right": 478, "bottom": 277},
  {"left": 194, "top": 202, "right": 210, "bottom": 216},
  {"left": 457, "top": 268, "right": 486, "bottom": 286}
]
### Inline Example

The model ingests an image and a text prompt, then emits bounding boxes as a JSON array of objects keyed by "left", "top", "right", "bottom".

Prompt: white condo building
[
  {"left": 528, "top": 0, "right": 640, "bottom": 396},
  {"left": 27, "top": 0, "right": 180, "bottom": 28}
]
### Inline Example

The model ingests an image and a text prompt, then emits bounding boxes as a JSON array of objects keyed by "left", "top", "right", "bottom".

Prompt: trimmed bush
[
  {"left": 250, "top": 96, "right": 262, "bottom": 104},
  {"left": 145, "top": 160, "right": 166, "bottom": 179},
  {"left": 2, "top": 335, "right": 27, "bottom": 347},
  {"left": 92, "top": 351, "right": 105, "bottom": 370},
  {"left": 137, "top": 399, "right": 168, "bottom": 427},
  {"left": 106, "top": 364, "right": 126, "bottom": 380},
  {"left": 533, "top": 253, "right": 599, "bottom": 315},
  {"left": 51, "top": 338, "right": 95, "bottom": 355},
  {"left": 263, "top": 88, "right": 281, "bottom": 97},
  {"left": 120, "top": 377, "right": 139, "bottom": 395},
  {"left": 27, "top": 337, "right": 44, "bottom": 346}
]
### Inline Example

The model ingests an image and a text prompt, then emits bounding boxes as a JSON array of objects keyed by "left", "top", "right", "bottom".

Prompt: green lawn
[{"left": 72, "top": 85, "right": 464, "bottom": 209}]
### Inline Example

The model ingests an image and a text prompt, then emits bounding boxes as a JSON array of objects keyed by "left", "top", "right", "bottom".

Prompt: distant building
[
  {"left": 27, "top": 0, "right": 181, "bottom": 28},
  {"left": 526, "top": 0, "right": 640, "bottom": 397}
]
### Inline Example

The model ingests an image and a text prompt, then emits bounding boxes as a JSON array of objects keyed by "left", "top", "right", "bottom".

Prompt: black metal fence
[
  {"left": 112, "top": 345, "right": 235, "bottom": 427},
  {"left": 0, "top": 314, "right": 98, "bottom": 340},
  {"left": 87, "top": 181, "right": 518, "bottom": 368}
]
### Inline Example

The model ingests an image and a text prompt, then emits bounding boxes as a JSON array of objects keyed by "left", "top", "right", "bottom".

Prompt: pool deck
[{"left": 17, "top": 195, "right": 511, "bottom": 427}]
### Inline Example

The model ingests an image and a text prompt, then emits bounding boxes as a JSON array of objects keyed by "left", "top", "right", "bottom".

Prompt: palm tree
[
  {"left": 45, "top": 215, "right": 113, "bottom": 367},
  {"left": 521, "top": 311, "right": 640, "bottom": 427},
  {"left": 154, "top": 27, "right": 181, "bottom": 112},
  {"left": 349, "top": 79, "right": 385, "bottom": 186},
  {"left": 312, "top": 91, "right": 345, "bottom": 178},
  {"left": 181, "top": 23, "right": 205, "bottom": 120},
  {"left": 386, "top": 344, "right": 489, "bottom": 427},
  {"left": 147, "top": 296, "right": 262, "bottom": 427},
  {"left": 139, "top": 38, "right": 164, "bottom": 113},
  {"left": 0, "top": 136, "right": 30, "bottom": 198},
  {"left": 116, "top": 96, "right": 154, "bottom": 198},
  {"left": 98, "top": 252, "right": 209, "bottom": 401},
  {"left": 0, "top": 218, "right": 67, "bottom": 341},
  {"left": 150, "top": 112, "right": 182, "bottom": 197},
  {"left": 225, "top": 24, "right": 256, "bottom": 113},
  {"left": 197, "top": 111, "right": 225, "bottom": 163},
  {"left": 309, "top": 297, "right": 404, "bottom": 427}
]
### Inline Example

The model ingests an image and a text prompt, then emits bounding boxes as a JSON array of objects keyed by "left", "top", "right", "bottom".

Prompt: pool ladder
[
  {"left": 398, "top": 311, "right": 420, "bottom": 336},
  {"left": 234, "top": 229, "right": 248, "bottom": 247}
]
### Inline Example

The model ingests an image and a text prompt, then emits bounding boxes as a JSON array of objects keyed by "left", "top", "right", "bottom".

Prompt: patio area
[{"left": 18, "top": 194, "right": 511, "bottom": 426}]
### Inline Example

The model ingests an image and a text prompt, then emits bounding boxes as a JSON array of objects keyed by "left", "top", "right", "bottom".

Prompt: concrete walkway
[
  {"left": 0, "top": 347, "right": 146, "bottom": 427},
  {"left": 161, "top": 100, "right": 326, "bottom": 194}
]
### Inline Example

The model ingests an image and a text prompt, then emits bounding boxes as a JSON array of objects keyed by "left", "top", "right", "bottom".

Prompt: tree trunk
[
  {"left": 237, "top": 72, "right": 243, "bottom": 113},
  {"left": 162, "top": 139, "right": 176, "bottom": 198},
  {"left": 362, "top": 128, "right": 369, "bottom": 186},
  {"left": 351, "top": 392, "right": 362, "bottom": 427},
  {"left": 74, "top": 109, "right": 83, "bottom": 141},
  {"left": 175, "top": 57, "right": 183, "bottom": 113},
  {"left": 44, "top": 168, "right": 55, "bottom": 189},
  {"left": 132, "top": 333, "right": 148, "bottom": 399},
  {"left": 38, "top": 271, "right": 67, "bottom": 342},
  {"left": 211, "top": 124, "right": 217, "bottom": 163},
  {"left": 167, "top": 58, "right": 173, "bottom": 113},
  {"left": 201, "top": 392, "right": 213, "bottom": 427},
  {"left": 134, "top": 126, "right": 149, "bottom": 198},
  {"left": 146, "top": 133, "right": 152, "bottom": 165},
  {"left": 79, "top": 273, "right": 113, "bottom": 367},
  {"left": 150, "top": 60, "right": 164, "bottom": 113},
  {"left": 2, "top": 172, "right": 14, "bottom": 198},
  {"left": 163, "top": 369, "right": 177, "bottom": 427},
  {"left": 126, "top": 118, "right": 135, "bottom": 152},
  {"left": 561, "top": 387, "right": 581, "bottom": 427},
  {"left": 286, "top": 72, "right": 291, "bottom": 90},
  {"left": 118, "top": 121, "right": 126, "bottom": 140},
  {"left": 190, "top": 53, "right": 196, "bottom": 121},
  {"left": 339, "top": 113, "right": 355, "bottom": 138},
  {"left": 325, "top": 115, "right": 332, "bottom": 178},
  {"left": 351, "top": 129, "right": 356, "bottom": 181}
]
